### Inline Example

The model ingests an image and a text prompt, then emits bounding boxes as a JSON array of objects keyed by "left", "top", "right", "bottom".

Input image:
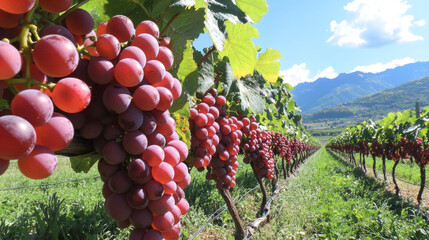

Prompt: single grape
[
  {"left": 102, "top": 141, "right": 127, "bottom": 165},
  {"left": 143, "top": 230, "right": 164, "bottom": 240},
  {"left": 170, "top": 78, "right": 182, "bottom": 100},
  {"left": 88, "top": 57, "right": 115, "bottom": 85},
  {"left": 135, "top": 20, "right": 160, "bottom": 38},
  {"left": 0, "top": 115, "right": 36, "bottom": 160},
  {"left": 130, "top": 208, "right": 152, "bottom": 228},
  {"left": 131, "top": 33, "right": 159, "bottom": 61},
  {"left": 143, "top": 180, "right": 164, "bottom": 200},
  {"left": 104, "top": 193, "right": 132, "bottom": 222},
  {"left": 114, "top": 58, "right": 144, "bottom": 87},
  {"left": 65, "top": 9, "right": 94, "bottom": 36},
  {"left": 96, "top": 34, "right": 121, "bottom": 60},
  {"left": 140, "top": 112, "right": 157, "bottom": 135},
  {"left": 119, "top": 46, "right": 147, "bottom": 69},
  {"left": 32, "top": 35, "right": 79, "bottom": 77},
  {"left": 108, "top": 170, "right": 132, "bottom": 193},
  {"left": 162, "top": 223, "right": 181, "bottom": 239},
  {"left": 118, "top": 103, "right": 144, "bottom": 131},
  {"left": 18, "top": 145, "right": 57, "bottom": 179},
  {"left": 98, "top": 158, "right": 119, "bottom": 180},
  {"left": 96, "top": 21, "right": 107, "bottom": 37},
  {"left": 167, "top": 140, "right": 188, "bottom": 163},
  {"left": 51, "top": 77, "right": 91, "bottom": 113},
  {"left": 156, "top": 87, "right": 173, "bottom": 111},
  {"left": 156, "top": 46, "right": 174, "bottom": 70},
  {"left": 0, "top": 41, "right": 22, "bottom": 80},
  {"left": 152, "top": 211, "right": 175, "bottom": 232},
  {"left": 102, "top": 84, "right": 131, "bottom": 114},
  {"left": 133, "top": 85, "right": 160, "bottom": 111},
  {"left": 144, "top": 60, "right": 165, "bottom": 85},
  {"left": 122, "top": 130, "right": 148, "bottom": 155},
  {"left": 35, "top": 112, "right": 74, "bottom": 151},
  {"left": 142, "top": 145, "right": 164, "bottom": 167},
  {"left": 79, "top": 120, "right": 103, "bottom": 139},
  {"left": 11, "top": 89, "right": 53, "bottom": 127},
  {"left": 106, "top": 15, "right": 135, "bottom": 43},
  {"left": 148, "top": 194, "right": 175, "bottom": 215},
  {"left": 152, "top": 162, "right": 174, "bottom": 184}
]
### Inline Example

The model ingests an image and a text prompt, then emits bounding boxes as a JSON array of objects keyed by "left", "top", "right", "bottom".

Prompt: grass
[{"left": 253, "top": 148, "right": 429, "bottom": 239}]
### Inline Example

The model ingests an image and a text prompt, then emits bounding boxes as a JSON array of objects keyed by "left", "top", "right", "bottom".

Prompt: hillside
[
  {"left": 305, "top": 76, "right": 429, "bottom": 122},
  {"left": 292, "top": 62, "right": 429, "bottom": 114}
]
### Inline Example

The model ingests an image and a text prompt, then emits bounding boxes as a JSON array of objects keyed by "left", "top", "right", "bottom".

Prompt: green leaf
[
  {"left": 235, "top": 0, "right": 268, "bottom": 23},
  {"left": 70, "top": 152, "right": 100, "bottom": 173},
  {"left": 216, "top": 61, "right": 236, "bottom": 96},
  {"left": 205, "top": 0, "right": 250, "bottom": 51},
  {"left": 220, "top": 22, "right": 258, "bottom": 79},
  {"left": 255, "top": 48, "right": 281, "bottom": 83},
  {"left": 229, "top": 73, "right": 266, "bottom": 114},
  {"left": 177, "top": 41, "right": 197, "bottom": 81},
  {"left": 196, "top": 61, "right": 216, "bottom": 97}
]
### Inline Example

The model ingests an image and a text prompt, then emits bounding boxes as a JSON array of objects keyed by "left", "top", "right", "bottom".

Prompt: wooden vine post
[
  {"left": 251, "top": 163, "right": 267, "bottom": 215},
  {"left": 372, "top": 155, "right": 377, "bottom": 178},
  {"left": 382, "top": 155, "right": 387, "bottom": 181}
]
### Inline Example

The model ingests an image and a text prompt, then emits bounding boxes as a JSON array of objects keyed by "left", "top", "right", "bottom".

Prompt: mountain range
[
  {"left": 305, "top": 76, "right": 429, "bottom": 122},
  {"left": 291, "top": 61, "right": 429, "bottom": 114}
]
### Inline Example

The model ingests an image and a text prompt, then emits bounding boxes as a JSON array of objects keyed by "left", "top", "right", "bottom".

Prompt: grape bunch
[
  {"left": 1, "top": 1, "right": 190, "bottom": 239},
  {"left": 242, "top": 119, "right": 275, "bottom": 180},
  {"left": 188, "top": 90, "right": 225, "bottom": 171},
  {"left": 206, "top": 116, "right": 243, "bottom": 190},
  {"left": 0, "top": 1, "right": 93, "bottom": 178},
  {"left": 271, "top": 132, "right": 292, "bottom": 167}
]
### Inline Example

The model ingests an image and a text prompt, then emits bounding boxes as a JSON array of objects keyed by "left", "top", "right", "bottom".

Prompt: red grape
[
  {"left": 33, "top": 35, "right": 79, "bottom": 77},
  {"left": 52, "top": 77, "right": 91, "bottom": 113},
  {"left": 114, "top": 58, "right": 144, "bottom": 87},
  {"left": 135, "top": 20, "right": 159, "bottom": 38},
  {"left": 0, "top": 0, "right": 36, "bottom": 14},
  {"left": 35, "top": 112, "right": 74, "bottom": 151},
  {"left": 65, "top": 9, "right": 94, "bottom": 36},
  {"left": 0, "top": 41, "right": 22, "bottom": 80},
  {"left": 39, "top": 0, "right": 72, "bottom": 13},
  {"left": 18, "top": 145, "right": 57, "bottom": 179},
  {"left": 106, "top": 15, "right": 135, "bottom": 43},
  {"left": 11, "top": 89, "right": 53, "bottom": 127},
  {"left": 0, "top": 115, "right": 36, "bottom": 160}
]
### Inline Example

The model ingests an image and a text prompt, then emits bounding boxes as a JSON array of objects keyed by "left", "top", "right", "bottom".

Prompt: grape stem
[
  {"left": 197, "top": 45, "right": 216, "bottom": 68},
  {"left": 159, "top": 12, "right": 181, "bottom": 38}
]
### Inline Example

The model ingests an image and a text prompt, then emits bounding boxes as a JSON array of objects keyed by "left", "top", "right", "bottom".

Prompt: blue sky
[{"left": 195, "top": 0, "right": 429, "bottom": 86}]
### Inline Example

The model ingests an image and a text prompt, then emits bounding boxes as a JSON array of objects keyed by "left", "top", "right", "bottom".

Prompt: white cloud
[
  {"left": 313, "top": 66, "right": 339, "bottom": 80},
  {"left": 328, "top": 0, "right": 425, "bottom": 48},
  {"left": 281, "top": 64, "right": 338, "bottom": 86},
  {"left": 351, "top": 57, "right": 415, "bottom": 73}
]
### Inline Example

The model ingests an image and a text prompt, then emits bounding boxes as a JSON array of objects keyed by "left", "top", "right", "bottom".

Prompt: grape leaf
[
  {"left": 177, "top": 41, "right": 197, "bottom": 81},
  {"left": 70, "top": 152, "right": 100, "bottom": 173},
  {"left": 219, "top": 22, "right": 258, "bottom": 79},
  {"left": 235, "top": 0, "right": 268, "bottom": 23},
  {"left": 255, "top": 48, "right": 281, "bottom": 83},
  {"left": 229, "top": 73, "right": 266, "bottom": 114},
  {"left": 196, "top": 61, "right": 215, "bottom": 97},
  {"left": 205, "top": 0, "right": 251, "bottom": 51}
]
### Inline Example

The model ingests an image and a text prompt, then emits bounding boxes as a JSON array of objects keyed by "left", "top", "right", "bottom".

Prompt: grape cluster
[
  {"left": 206, "top": 115, "right": 243, "bottom": 190},
  {"left": 242, "top": 119, "right": 275, "bottom": 180},
  {"left": 272, "top": 132, "right": 292, "bottom": 165},
  {"left": 1, "top": 2, "right": 189, "bottom": 239},
  {"left": 189, "top": 90, "right": 225, "bottom": 170},
  {"left": 0, "top": 1, "right": 93, "bottom": 178}
]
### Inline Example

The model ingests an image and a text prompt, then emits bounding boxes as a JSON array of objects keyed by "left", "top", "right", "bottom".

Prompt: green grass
[{"left": 253, "top": 148, "right": 429, "bottom": 239}]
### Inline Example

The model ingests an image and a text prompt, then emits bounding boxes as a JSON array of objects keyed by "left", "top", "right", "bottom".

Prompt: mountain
[
  {"left": 292, "top": 61, "right": 429, "bottom": 114},
  {"left": 305, "top": 76, "right": 429, "bottom": 122}
]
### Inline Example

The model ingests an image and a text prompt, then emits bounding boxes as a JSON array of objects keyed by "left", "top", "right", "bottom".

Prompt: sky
[{"left": 194, "top": 0, "right": 429, "bottom": 86}]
